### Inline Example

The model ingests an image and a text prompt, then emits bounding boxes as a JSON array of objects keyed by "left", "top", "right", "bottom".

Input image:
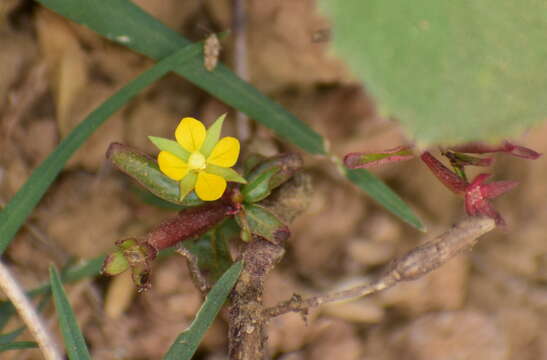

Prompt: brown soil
[{"left": 1, "top": 1, "right": 546, "bottom": 359}]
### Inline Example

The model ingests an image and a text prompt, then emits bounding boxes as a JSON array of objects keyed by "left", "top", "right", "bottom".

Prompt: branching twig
[
  {"left": 264, "top": 216, "right": 495, "bottom": 318},
  {"left": 0, "top": 260, "right": 62, "bottom": 360},
  {"left": 176, "top": 246, "right": 210, "bottom": 294}
]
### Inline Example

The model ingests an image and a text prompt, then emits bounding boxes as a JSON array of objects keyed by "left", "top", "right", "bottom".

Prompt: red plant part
[
  {"left": 464, "top": 174, "right": 518, "bottom": 226},
  {"left": 344, "top": 146, "right": 415, "bottom": 169},
  {"left": 420, "top": 151, "right": 467, "bottom": 194},
  {"left": 450, "top": 141, "right": 541, "bottom": 159}
]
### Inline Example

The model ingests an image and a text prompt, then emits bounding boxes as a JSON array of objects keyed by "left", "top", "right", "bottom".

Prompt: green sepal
[
  {"left": 242, "top": 204, "right": 290, "bottom": 244},
  {"left": 205, "top": 164, "right": 247, "bottom": 184},
  {"left": 107, "top": 143, "right": 203, "bottom": 207},
  {"left": 106, "top": 237, "right": 158, "bottom": 292},
  {"left": 148, "top": 136, "right": 190, "bottom": 161},
  {"left": 101, "top": 250, "right": 129, "bottom": 276},
  {"left": 241, "top": 167, "right": 278, "bottom": 203},
  {"left": 179, "top": 172, "right": 198, "bottom": 201},
  {"left": 201, "top": 113, "right": 226, "bottom": 157}
]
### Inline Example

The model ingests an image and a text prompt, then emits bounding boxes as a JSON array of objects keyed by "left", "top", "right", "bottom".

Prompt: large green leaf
[
  {"left": 163, "top": 262, "right": 243, "bottom": 360},
  {"left": 49, "top": 266, "right": 91, "bottom": 360},
  {"left": 38, "top": 0, "right": 326, "bottom": 155},
  {"left": 321, "top": 1, "right": 547, "bottom": 145},
  {"left": 0, "top": 43, "right": 202, "bottom": 254}
]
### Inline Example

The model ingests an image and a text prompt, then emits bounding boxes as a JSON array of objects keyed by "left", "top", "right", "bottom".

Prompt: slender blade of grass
[
  {"left": 0, "top": 341, "right": 38, "bottom": 352},
  {"left": 37, "top": 0, "right": 326, "bottom": 155},
  {"left": 347, "top": 169, "right": 425, "bottom": 231},
  {"left": 163, "top": 262, "right": 243, "bottom": 360},
  {"left": 0, "top": 43, "right": 202, "bottom": 255},
  {"left": 49, "top": 266, "right": 91, "bottom": 360}
]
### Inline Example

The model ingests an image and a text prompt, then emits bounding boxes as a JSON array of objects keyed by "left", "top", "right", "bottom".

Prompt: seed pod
[{"left": 107, "top": 143, "right": 203, "bottom": 207}]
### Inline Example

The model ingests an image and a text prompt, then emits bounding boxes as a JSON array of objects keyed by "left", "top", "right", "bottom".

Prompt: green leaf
[
  {"left": 321, "top": 1, "right": 547, "bottom": 145},
  {"left": 0, "top": 341, "right": 38, "bottom": 352},
  {"left": 37, "top": 0, "right": 326, "bottom": 155},
  {"left": 346, "top": 169, "right": 425, "bottom": 231},
  {"left": 243, "top": 204, "right": 290, "bottom": 243},
  {"left": 241, "top": 168, "right": 278, "bottom": 204},
  {"left": 201, "top": 113, "right": 227, "bottom": 157},
  {"left": 205, "top": 164, "right": 247, "bottom": 184},
  {"left": 0, "top": 43, "right": 203, "bottom": 255},
  {"left": 148, "top": 137, "right": 191, "bottom": 161},
  {"left": 163, "top": 262, "right": 243, "bottom": 360},
  {"left": 49, "top": 266, "right": 91, "bottom": 360},
  {"left": 107, "top": 143, "right": 202, "bottom": 207}
]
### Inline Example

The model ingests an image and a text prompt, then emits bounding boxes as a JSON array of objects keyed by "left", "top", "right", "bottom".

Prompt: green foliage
[
  {"left": 49, "top": 266, "right": 92, "bottom": 360},
  {"left": 37, "top": 0, "right": 423, "bottom": 229},
  {"left": 38, "top": 0, "right": 326, "bottom": 155},
  {"left": 321, "top": 0, "right": 547, "bottom": 145},
  {"left": 164, "top": 262, "right": 243, "bottom": 360}
]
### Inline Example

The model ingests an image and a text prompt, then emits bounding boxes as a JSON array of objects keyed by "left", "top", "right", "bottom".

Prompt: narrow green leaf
[
  {"left": 49, "top": 266, "right": 91, "bottom": 360},
  {"left": 148, "top": 137, "right": 190, "bottom": 161},
  {"left": 163, "top": 262, "right": 243, "bottom": 360},
  {"left": 205, "top": 164, "right": 247, "bottom": 184},
  {"left": 0, "top": 341, "right": 38, "bottom": 352},
  {"left": 201, "top": 113, "right": 227, "bottom": 157},
  {"left": 0, "top": 328, "right": 25, "bottom": 345},
  {"left": 346, "top": 169, "right": 425, "bottom": 231},
  {"left": 37, "top": 0, "right": 326, "bottom": 155},
  {"left": 0, "top": 43, "right": 203, "bottom": 255}
]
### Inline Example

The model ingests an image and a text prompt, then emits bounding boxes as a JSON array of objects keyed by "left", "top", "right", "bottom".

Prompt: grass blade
[
  {"left": 0, "top": 341, "right": 38, "bottom": 352},
  {"left": 346, "top": 169, "right": 425, "bottom": 231},
  {"left": 49, "top": 266, "right": 91, "bottom": 360},
  {"left": 0, "top": 43, "right": 202, "bottom": 255},
  {"left": 163, "top": 261, "right": 243, "bottom": 360},
  {"left": 37, "top": 0, "right": 326, "bottom": 155}
]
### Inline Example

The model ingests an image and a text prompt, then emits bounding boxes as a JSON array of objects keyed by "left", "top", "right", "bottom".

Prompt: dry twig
[
  {"left": 264, "top": 216, "right": 495, "bottom": 318},
  {"left": 0, "top": 260, "right": 62, "bottom": 360}
]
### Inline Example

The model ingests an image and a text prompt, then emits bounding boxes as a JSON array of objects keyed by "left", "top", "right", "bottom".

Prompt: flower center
[{"left": 188, "top": 151, "right": 207, "bottom": 170}]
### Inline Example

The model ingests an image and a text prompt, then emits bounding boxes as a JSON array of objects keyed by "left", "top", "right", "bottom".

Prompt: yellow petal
[
  {"left": 195, "top": 171, "right": 227, "bottom": 201},
  {"left": 175, "top": 117, "right": 206, "bottom": 152},
  {"left": 207, "top": 137, "right": 240, "bottom": 167},
  {"left": 157, "top": 151, "right": 189, "bottom": 180}
]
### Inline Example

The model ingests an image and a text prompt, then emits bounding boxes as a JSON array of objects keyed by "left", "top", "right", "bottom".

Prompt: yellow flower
[{"left": 149, "top": 115, "right": 246, "bottom": 201}]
